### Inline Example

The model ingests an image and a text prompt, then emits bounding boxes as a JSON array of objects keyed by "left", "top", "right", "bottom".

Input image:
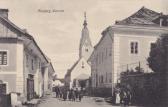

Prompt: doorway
[{"left": 27, "top": 74, "right": 34, "bottom": 101}]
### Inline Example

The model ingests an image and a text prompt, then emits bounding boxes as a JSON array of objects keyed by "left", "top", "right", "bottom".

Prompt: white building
[
  {"left": 65, "top": 13, "right": 93, "bottom": 89},
  {"left": 89, "top": 7, "right": 168, "bottom": 96},
  {"left": 0, "top": 9, "right": 55, "bottom": 102}
]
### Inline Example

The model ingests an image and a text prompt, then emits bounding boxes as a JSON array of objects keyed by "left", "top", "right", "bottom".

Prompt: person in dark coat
[
  {"left": 74, "top": 88, "right": 79, "bottom": 101},
  {"left": 78, "top": 89, "right": 83, "bottom": 102},
  {"left": 62, "top": 88, "right": 67, "bottom": 101},
  {"left": 71, "top": 89, "right": 76, "bottom": 101},
  {"left": 112, "top": 89, "right": 116, "bottom": 104},
  {"left": 125, "top": 90, "right": 131, "bottom": 106},
  {"left": 68, "top": 89, "right": 73, "bottom": 101},
  {"left": 119, "top": 89, "right": 124, "bottom": 104},
  {"left": 55, "top": 86, "right": 60, "bottom": 98}
]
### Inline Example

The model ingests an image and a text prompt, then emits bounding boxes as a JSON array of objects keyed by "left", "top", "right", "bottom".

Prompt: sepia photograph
[{"left": 0, "top": 0, "right": 168, "bottom": 107}]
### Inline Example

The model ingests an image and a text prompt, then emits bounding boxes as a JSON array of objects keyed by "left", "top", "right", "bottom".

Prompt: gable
[
  {"left": 0, "top": 18, "right": 18, "bottom": 38},
  {"left": 70, "top": 58, "right": 91, "bottom": 80},
  {"left": 0, "top": 16, "right": 48, "bottom": 65},
  {"left": 95, "top": 27, "right": 113, "bottom": 50}
]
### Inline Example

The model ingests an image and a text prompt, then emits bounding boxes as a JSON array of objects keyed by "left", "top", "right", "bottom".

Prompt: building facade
[
  {"left": 64, "top": 13, "right": 93, "bottom": 90},
  {"left": 0, "top": 9, "right": 55, "bottom": 102},
  {"left": 89, "top": 7, "right": 168, "bottom": 96}
]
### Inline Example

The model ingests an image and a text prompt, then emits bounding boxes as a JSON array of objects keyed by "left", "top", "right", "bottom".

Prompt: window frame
[
  {"left": 129, "top": 41, "right": 139, "bottom": 55},
  {"left": 0, "top": 50, "right": 9, "bottom": 66},
  {"left": 31, "top": 59, "right": 34, "bottom": 70}
]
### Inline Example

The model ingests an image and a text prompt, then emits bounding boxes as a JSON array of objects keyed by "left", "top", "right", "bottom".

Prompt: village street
[{"left": 36, "top": 93, "right": 138, "bottom": 107}]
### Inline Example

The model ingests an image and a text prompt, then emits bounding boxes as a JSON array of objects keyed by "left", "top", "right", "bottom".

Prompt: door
[
  {"left": 0, "top": 83, "right": 11, "bottom": 107},
  {"left": 0, "top": 83, "right": 6, "bottom": 94},
  {"left": 27, "top": 78, "right": 34, "bottom": 101}
]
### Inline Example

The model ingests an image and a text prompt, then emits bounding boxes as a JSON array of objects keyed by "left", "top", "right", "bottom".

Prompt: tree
[{"left": 147, "top": 34, "right": 168, "bottom": 73}]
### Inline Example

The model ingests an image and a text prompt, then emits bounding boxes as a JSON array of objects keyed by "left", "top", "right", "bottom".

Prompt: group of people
[
  {"left": 54, "top": 86, "right": 83, "bottom": 102},
  {"left": 113, "top": 86, "right": 132, "bottom": 106}
]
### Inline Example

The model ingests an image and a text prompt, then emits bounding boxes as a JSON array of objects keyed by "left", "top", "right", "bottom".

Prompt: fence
[
  {"left": 116, "top": 60, "right": 168, "bottom": 105},
  {"left": 116, "top": 60, "right": 151, "bottom": 82},
  {"left": 119, "top": 60, "right": 151, "bottom": 72},
  {"left": 120, "top": 72, "right": 168, "bottom": 106}
]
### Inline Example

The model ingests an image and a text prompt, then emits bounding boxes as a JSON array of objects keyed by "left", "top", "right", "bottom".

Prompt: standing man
[
  {"left": 55, "top": 86, "right": 60, "bottom": 98},
  {"left": 74, "top": 88, "right": 79, "bottom": 101}
]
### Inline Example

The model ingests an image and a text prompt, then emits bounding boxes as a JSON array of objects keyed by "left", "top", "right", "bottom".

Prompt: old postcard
[{"left": 0, "top": 0, "right": 168, "bottom": 107}]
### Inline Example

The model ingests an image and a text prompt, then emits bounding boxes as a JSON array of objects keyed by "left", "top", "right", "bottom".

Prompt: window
[
  {"left": 31, "top": 59, "right": 34, "bottom": 70},
  {"left": 102, "top": 52, "right": 104, "bottom": 63},
  {"left": 99, "top": 76, "right": 101, "bottom": 83},
  {"left": 99, "top": 53, "right": 101, "bottom": 64},
  {"left": 130, "top": 42, "right": 138, "bottom": 54},
  {"left": 109, "top": 78, "right": 112, "bottom": 83},
  {"left": 96, "top": 54, "right": 98, "bottom": 65},
  {"left": 101, "top": 75, "right": 104, "bottom": 83},
  {"left": 0, "top": 51, "right": 7, "bottom": 65},
  {"left": 109, "top": 48, "right": 112, "bottom": 56},
  {"left": 26, "top": 54, "right": 29, "bottom": 67},
  {"left": 106, "top": 72, "right": 108, "bottom": 83},
  {"left": 96, "top": 74, "right": 98, "bottom": 87},
  {"left": 105, "top": 48, "right": 108, "bottom": 58}
]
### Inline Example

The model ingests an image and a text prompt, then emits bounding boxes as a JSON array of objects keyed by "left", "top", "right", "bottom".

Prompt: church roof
[
  {"left": 79, "top": 13, "right": 92, "bottom": 50},
  {"left": 116, "top": 7, "right": 167, "bottom": 26},
  {"left": 80, "top": 27, "right": 92, "bottom": 48},
  {"left": 65, "top": 60, "right": 80, "bottom": 77}
]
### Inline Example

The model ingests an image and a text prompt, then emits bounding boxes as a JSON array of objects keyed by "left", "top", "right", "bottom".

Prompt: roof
[
  {"left": 0, "top": 15, "right": 49, "bottom": 63},
  {"left": 116, "top": 6, "right": 167, "bottom": 26},
  {"left": 93, "top": 26, "right": 113, "bottom": 50},
  {"left": 91, "top": 7, "right": 168, "bottom": 61},
  {"left": 65, "top": 60, "right": 80, "bottom": 77},
  {"left": 80, "top": 27, "right": 92, "bottom": 49}
]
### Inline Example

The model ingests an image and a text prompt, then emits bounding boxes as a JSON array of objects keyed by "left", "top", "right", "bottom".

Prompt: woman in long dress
[{"left": 116, "top": 91, "right": 120, "bottom": 104}]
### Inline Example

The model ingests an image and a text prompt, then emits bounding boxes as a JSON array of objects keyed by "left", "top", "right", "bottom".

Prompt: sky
[{"left": 0, "top": 0, "right": 167, "bottom": 78}]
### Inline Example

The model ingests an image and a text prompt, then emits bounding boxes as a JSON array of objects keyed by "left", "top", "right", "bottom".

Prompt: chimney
[{"left": 0, "top": 9, "right": 9, "bottom": 19}]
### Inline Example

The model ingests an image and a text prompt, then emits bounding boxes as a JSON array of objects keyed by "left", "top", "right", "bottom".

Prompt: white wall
[
  {"left": 70, "top": 58, "right": 91, "bottom": 88},
  {"left": 16, "top": 42, "right": 24, "bottom": 95},
  {"left": 113, "top": 31, "right": 159, "bottom": 85}
]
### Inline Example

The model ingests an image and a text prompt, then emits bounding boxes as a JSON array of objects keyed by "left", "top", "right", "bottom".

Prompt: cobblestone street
[{"left": 37, "top": 94, "right": 138, "bottom": 107}]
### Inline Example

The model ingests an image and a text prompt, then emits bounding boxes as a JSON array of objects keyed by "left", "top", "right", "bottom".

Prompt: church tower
[{"left": 79, "top": 12, "right": 93, "bottom": 60}]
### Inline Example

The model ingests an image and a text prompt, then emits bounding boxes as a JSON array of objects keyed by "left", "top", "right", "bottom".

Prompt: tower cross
[
  {"left": 84, "top": 12, "right": 87, "bottom": 21},
  {"left": 83, "top": 12, "right": 87, "bottom": 27}
]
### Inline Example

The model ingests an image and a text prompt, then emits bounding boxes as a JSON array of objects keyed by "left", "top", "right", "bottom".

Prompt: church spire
[
  {"left": 79, "top": 12, "right": 93, "bottom": 60},
  {"left": 83, "top": 12, "right": 87, "bottom": 27}
]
